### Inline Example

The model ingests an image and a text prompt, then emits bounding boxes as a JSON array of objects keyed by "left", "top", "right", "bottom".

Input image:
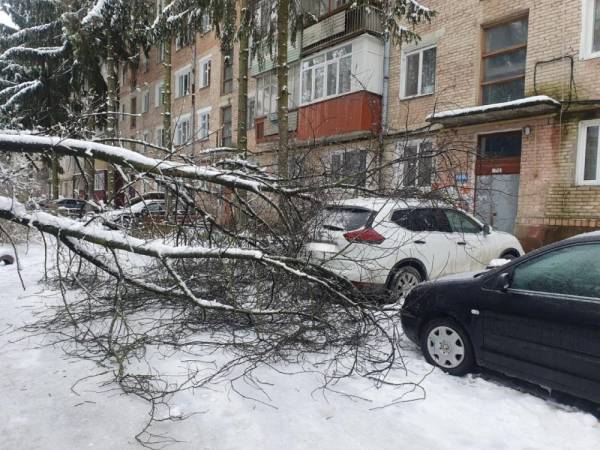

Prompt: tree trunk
[
  {"left": 163, "top": 37, "right": 173, "bottom": 216},
  {"left": 236, "top": 0, "right": 250, "bottom": 157},
  {"left": 51, "top": 155, "right": 59, "bottom": 199},
  {"left": 276, "top": 0, "right": 289, "bottom": 180},
  {"left": 106, "top": 37, "right": 119, "bottom": 205},
  {"left": 163, "top": 38, "right": 173, "bottom": 152}
]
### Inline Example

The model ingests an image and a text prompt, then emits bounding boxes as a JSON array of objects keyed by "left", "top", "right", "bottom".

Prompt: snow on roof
[
  {"left": 333, "top": 197, "right": 443, "bottom": 211},
  {"left": 427, "top": 96, "right": 561, "bottom": 121}
]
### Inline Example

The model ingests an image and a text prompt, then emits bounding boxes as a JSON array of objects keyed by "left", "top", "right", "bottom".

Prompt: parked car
[
  {"left": 99, "top": 199, "right": 201, "bottom": 227},
  {"left": 400, "top": 232, "right": 600, "bottom": 403},
  {"left": 45, "top": 198, "right": 99, "bottom": 218},
  {"left": 304, "top": 198, "right": 524, "bottom": 301}
]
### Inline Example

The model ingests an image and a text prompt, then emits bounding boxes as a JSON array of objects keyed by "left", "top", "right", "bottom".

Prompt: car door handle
[
  {"left": 414, "top": 240, "right": 426, "bottom": 244},
  {"left": 457, "top": 241, "right": 467, "bottom": 246}
]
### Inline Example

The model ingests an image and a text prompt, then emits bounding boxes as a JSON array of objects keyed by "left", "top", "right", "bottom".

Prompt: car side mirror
[
  {"left": 483, "top": 224, "right": 492, "bottom": 235},
  {"left": 496, "top": 272, "right": 511, "bottom": 292}
]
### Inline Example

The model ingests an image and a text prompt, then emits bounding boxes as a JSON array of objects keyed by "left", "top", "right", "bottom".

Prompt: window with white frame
[
  {"left": 256, "top": 71, "right": 277, "bottom": 117},
  {"left": 176, "top": 67, "right": 192, "bottom": 98},
  {"left": 331, "top": 150, "right": 367, "bottom": 187},
  {"left": 401, "top": 45, "right": 436, "bottom": 98},
  {"left": 175, "top": 29, "right": 192, "bottom": 51},
  {"left": 199, "top": 57, "right": 211, "bottom": 88},
  {"left": 157, "top": 41, "right": 166, "bottom": 63},
  {"left": 255, "top": 65, "right": 300, "bottom": 117},
  {"left": 155, "top": 127, "right": 165, "bottom": 147},
  {"left": 94, "top": 171, "right": 106, "bottom": 191},
  {"left": 247, "top": 97, "right": 256, "bottom": 129},
  {"left": 201, "top": 13, "right": 211, "bottom": 33},
  {"left": 142, "top": 91, "right": 150, "bottom": 113},
  {"left": 397, "top": 140, "right": 435, "bottom": 187},
  {"left": 155, "top": 80, "right": 165, "bottom": 107},
  {"left": 175, "top": 115, "right": 192, "bottom": 145},
  {"left": 577, "top": 119, "right": 600, "bottom": 185},
  {"left": 301, "top": 43, "right": 352, "bottom": 105},
  {"left": 582, "top": 0, "right": 600, "bottom": 58},
  {"left": 198, "top": 108, "right": 211, "bottom": 140}
]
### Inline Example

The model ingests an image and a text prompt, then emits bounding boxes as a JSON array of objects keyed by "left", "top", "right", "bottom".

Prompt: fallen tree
[{"left": 0, "top": 132, "right": 423, "bottom": 448}]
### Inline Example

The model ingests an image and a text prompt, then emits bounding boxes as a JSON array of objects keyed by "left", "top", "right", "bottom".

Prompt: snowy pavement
[{"left": 1, "top": 244, "right": 599, "bottom": 450}]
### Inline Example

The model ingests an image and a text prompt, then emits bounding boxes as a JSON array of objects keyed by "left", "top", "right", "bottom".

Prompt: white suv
[{"left": 305, "top": 197, "right": 524, "bottom": 301}]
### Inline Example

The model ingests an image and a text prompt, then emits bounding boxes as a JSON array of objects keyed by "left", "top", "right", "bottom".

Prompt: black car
[{"left": 401, "top": 232, "right": 600, "bottom": 403}]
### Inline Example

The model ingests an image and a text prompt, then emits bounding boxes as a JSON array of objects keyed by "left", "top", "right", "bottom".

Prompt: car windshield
[{"left": 318, "top": 207, "right": 373, "bottom": 231}]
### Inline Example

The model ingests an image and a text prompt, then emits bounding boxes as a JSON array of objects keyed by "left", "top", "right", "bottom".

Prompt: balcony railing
[{"left": 302, "top": 5, "right": 384, "bottom": 54}]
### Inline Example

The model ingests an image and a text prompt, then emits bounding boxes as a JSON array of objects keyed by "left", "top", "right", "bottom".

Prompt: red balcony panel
[{"left": 297, "top": 91, "right": 381, "bottom": 141}]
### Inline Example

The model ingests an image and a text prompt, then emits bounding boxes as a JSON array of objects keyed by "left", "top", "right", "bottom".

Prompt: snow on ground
[{"left": 1, "top": 244, "right": 599, "bottom": 449}]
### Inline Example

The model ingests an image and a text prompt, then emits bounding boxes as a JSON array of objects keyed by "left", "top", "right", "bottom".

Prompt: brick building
[
  {"left": 387, "top": 0, "right": 600, "bottom": 249},
  {"left": 95, "top": 0, "right": 599, "bottom": 249}
]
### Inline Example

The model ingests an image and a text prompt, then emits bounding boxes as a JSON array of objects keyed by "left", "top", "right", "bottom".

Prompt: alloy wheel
[{"left": 393, "top": 269, "right": 420, "bottom": 303}]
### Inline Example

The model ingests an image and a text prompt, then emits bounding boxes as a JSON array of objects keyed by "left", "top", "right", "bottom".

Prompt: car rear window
[{"left": 319, "top": 207, "right": 374, "bottom": 231}]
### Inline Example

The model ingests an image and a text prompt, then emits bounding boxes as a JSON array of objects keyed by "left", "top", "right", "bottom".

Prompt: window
[
  {"left": 391, "top": 208, "right": 451, "bottom": 233},
  {"left": 94, "top": 171, "right": 106, "bottom": 191},
  {"left": 317, "top": 0, "right": 348, "bottom": 17},
  {"left": 577, "top": 120, "right": 600, "bottom": 185},
  {"left": 479, "top": 131, "right": 523, "bottom": 158},
  {"left": 130, "top": 97, "right": 137, "bottom": 129},
  {"left": 221, "top": 106, "right": 232, "bottom": 146},
  {"left": 444, "top": 210, "right": 482, "bottom": 234},
  {"left": 256, "top": 71, "right": 277, "bottom": 117},
  {"left": 175, "top": 115, "right": 192, "bottom": 145},
  {"left": 319, "top": 206, "right": 374, "bottom": 232},
  {"left": 175, "top": 29, "right": 192, "bottom": 50},
  {"left": 142, "top": 54, "right": 149, "bottom": 73},
  {"left": 511, "top": 244, "right": 600, "bottom": 299},
  {"left": 201, "top": 13, "right": 211, "bottom": 33},
  {"left": 141, "top": 131, "right": 150, "bottom": 148},
  {"left": 155, "top": 127, "right": 165, "bottom": 147},
  {"left": 120, "top": 103, "right": 126, "bottom": 121},
  {"left": 398, "top": 140, "right": 435, "bottom": 187},
  {"left": 482, "top": 17, "right": 528, "bottom": 105},
  {"left": 247, "top": 97, "right": 256, "bottom": 129},
  {"left": 156, "top": 0, "right": 165, "bottom": 17},
  {"left": 142, "top": 91, "right": 150, "bottom": 114},
  {"left": 176, "top": 67, "right": 192, "bottom": 98},
  {"left": 157, "top": 41, "right": 166, "bottom": 63},
  {"left": 301, "top": 43, "right": 352, "bottom": 105},
  {"left": 255, "top": 0, "right": 270, "bottom": 35},
  {"left": 402, "top": 45, "right": 436, "bottom": 98},
  {"left": 582, "top": 0, "right": 600, "bottom": 58},
  {"left": 155, "top": 81, "right": 165, "bottom": 107},
  {"left": 199, "top": 58, "right": 211, "bottom": 88},
  {"left": 222, "top": 51, "right": 234, "bottom": 94},
  {"left": 331, "top": 150, "right": 367, "bottom": 186},
  {"left": 198, "top": 108, "right": 211, "bottom": 140}
]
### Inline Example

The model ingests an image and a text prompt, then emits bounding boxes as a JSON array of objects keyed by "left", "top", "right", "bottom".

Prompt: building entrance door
[{"left": 474, "top": 131, "right": 522, "bottom": 234}]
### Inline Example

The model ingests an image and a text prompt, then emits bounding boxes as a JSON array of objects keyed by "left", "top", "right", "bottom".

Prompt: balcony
[{"left": 302, "top": 5, "right": 384, "bottom": 55}]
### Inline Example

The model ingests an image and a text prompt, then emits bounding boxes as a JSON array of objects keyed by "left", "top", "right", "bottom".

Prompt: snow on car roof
[{"left": 332, "top": 197, "right": 447, "bottom": 211}]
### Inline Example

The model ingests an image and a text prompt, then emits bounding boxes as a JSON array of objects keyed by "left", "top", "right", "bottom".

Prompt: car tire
[
  {"left": 420, "top": 318, "right": 475, "bottom": 376},
  {"left": 501, "top": 250, "right": 519, "bottom": 260},
  {"left": 389, "top": 265, "right": 422, "bottom": 305}
]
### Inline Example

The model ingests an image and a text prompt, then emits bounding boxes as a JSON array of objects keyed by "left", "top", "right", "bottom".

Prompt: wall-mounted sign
[{"left": 455, "top": 172, "right": 469, "bottom": 184}]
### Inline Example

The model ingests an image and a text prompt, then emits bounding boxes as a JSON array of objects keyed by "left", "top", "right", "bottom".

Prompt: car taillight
[{"left": 343, "top": 228, "right": 385, "bottom": 244}]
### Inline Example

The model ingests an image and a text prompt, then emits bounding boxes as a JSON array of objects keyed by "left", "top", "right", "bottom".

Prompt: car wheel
[
  {"left": 420, "top": 318, "right": 475, "bottom": 376},
  {"left": 389, "top": 266, "right": 422, "bottom": 305}
]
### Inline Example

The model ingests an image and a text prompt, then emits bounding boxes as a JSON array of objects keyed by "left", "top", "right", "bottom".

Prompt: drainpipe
[{"left": 378, "top": 37, "right": 391, "bottom": 192}]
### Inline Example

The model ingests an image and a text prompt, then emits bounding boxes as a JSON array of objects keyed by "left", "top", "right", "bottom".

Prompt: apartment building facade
[
  {"left": 388, "top": 0, "right": 600, "bottom": 249},
  {"left": 103, "top": 0, "right": 599, "bottom": 249}
]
